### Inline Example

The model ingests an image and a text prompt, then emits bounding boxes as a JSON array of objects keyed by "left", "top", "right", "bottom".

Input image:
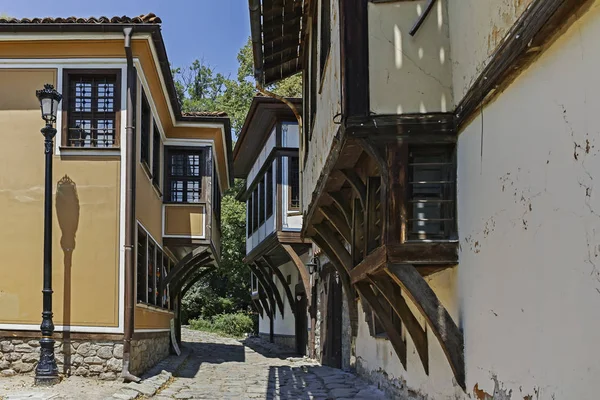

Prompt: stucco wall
[
  {"left": 0, "top": 68, "right": 121, "bottom": 329},
  {"left": 355, "top": 268, "right": 460, "bottom": 399},
  {"left": 448, "top": 0, "right": 533, "bottom": 103},
  {"left": 302, "top": 0, "right": 342, "bottom": 213},
  {"left": 368, "top": 0, "right": 453, "bottom": 114},
  {"left": 456, "top": 3, "right": 600, "bottom": 398}
]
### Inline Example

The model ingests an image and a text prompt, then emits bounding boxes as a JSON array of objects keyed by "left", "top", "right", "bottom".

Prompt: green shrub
[
  {"left": 212, "top": 313, "right": 254, "bottom": 337},
  {"left": 189, "top": 312, "right": 254, "bottom": 337}
]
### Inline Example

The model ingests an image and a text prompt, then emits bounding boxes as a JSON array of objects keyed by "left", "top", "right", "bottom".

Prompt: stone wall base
[
  {"left": 130, "top": 333, "right": 170, "bottom": 376},
  {"left": 0, "top": 337, "right": 123, "bottom": 380},
  {"left": 258, "top": 333, "right": 296, "bottom": 351}
]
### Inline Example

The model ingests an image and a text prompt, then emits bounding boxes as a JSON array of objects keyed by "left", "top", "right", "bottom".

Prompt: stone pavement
[{"left": 144, "top": 328, "right": 388, "bottom": 400}]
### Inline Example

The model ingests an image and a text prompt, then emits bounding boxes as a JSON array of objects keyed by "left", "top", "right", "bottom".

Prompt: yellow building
[{"left": 0, "top": 14, "right": 231, "bottom": 379}]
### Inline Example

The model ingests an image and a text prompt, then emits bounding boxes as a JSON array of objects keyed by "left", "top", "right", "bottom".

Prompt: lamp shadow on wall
[{"left": 56, "top": 175, "right": 80, "bottom": 375}]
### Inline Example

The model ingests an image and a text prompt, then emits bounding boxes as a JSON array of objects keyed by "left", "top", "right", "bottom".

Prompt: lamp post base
[{"left": 34, "top": 338, "right": 59, "bottom": 386}]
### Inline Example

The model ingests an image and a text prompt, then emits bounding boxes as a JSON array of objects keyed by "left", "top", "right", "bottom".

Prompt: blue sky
[{"left": 2, "top": 0, "right": 251, "bottom": 77}]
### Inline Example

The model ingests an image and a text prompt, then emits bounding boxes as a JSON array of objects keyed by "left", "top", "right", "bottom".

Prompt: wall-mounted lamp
[{"left": 306, "top": 256, "right": 321, "bottom": 275}]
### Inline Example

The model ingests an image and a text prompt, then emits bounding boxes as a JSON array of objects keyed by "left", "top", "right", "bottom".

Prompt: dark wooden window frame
[
  {"left": 152, "top": 121, "right": 161, "bottom": 189},
  {"left": 309, "top": 14, "right": 318, "bottom": 141},
  {"left": 247, "top": 196, "right": 253, "bottom": 237},
  {"left": 319, "top": 0, "right": 331, "bottom": 92},
  {"left": 62, "top": 69, "right": 122, "bottom": 149},
  {"left": 288, "top": 156, "right": 300, "bottom": 211},
  {"left": 164, "top": 147, "right": 205, "bottom": 204},
  {"left": 253, "top": 187, "right": 260, "bottom": 233},
  {"left": 259, "top": 178, "right": 266, "bottom": 225},
  {"left": 137, "top": 224, "right": 172, "bottom": 310},
  {"left": 266, "top": 165, "right": 274, "bottom": 219},
  {"left": 140, "top": 90, "right": 151, "bottom": 168},
  {"left": 407, "top": 145, "right": 457, "bottom": 241}
]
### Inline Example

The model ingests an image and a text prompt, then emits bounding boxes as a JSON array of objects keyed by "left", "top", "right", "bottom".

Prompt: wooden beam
[
  {"left": 369, "top": 275, "right": 429, "bottom": 374},
  {"left": 258, "top": 288, "right": 272, "bottom": 319},
  {"left": 252, "top": 298, "right": 264, "bottom": 319},
  {"left": 175, "top": 260, "right": 213, "bottom": 294},
  {"left": 181, "top": 267, "right": 216, "bottom": 298},
  {"left": 261, "top": 256, "right": 296, "bottom": 315},
  {"left": 350, "top": 245, "right": 387, "bottom": 284},
  {"left": 166, "top": 254, "right": 213, "bottom": 293},
  {"left": 352, "top": 198, "right": 364, "bottom": 267},
  {"left": 455, "top": 0, "right": 595, "bottom": 130},
  {"left": 409, "top": 0, "right": 437, "bottom": 36},
  {"left": 327, "top": 191, "right": 352, "bottom": 227},
  {"left": 355, "top": 282, "right": 407, "bottom": 369},
  {"left": 340, "top": 169, "right": 366, "bottom": 208},
  {"left": 319, "top": 205, "right": 352, "bottom": 244},
  {"left": 281, "top": 244, "right": 311, "bottom": 304},
  {"left": 313, "top": 223, "right": 353, "bottom": 274},
  {"left": 253, "top": 262, "right": 285, "bottom": 318},
  {"left": 312, "top": 233, "right": 358, "bottom": 337},
  {"left": 388, "top": 243, "right": 458, "bottom": 265},
  {"left": 162, "top": 248, "right": 210, "bottom": 289},
  {"left": 386, "top": 264, "right": 465, "bottom": 390}
]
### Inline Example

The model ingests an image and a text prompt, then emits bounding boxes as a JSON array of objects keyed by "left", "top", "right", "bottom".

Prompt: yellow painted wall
[
  {"left": 0, "top": 69, "right": 121, "bottom": 327},
  {"left": 0, "top": 40, "right": 229, "bottom": 192},
  {"left": 164, "top": 205, "right": 205, "bottom": 237},
  {"left": 134, "top": 305, "right": 172, "bottom": 330}
]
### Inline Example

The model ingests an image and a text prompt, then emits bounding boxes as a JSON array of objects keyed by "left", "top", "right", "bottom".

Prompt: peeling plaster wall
[
  {"left": 355, "top": 268, "right": 463, "bottom": 399},
  {"left": 301, "top": 0, "right": 341, "bottom": 214},
  {"left": 368, "top": 0, "right": 454, "bottom": 114},
  {"left": 448, "top": 0, "right": 533, "bottom": 102},
  {"left": 458, "top": 2, "right": 600, "bottom": 398}
]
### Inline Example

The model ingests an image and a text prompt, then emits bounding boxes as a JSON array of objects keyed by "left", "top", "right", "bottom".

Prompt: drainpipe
[{"left": 122, "top": 26, "right": 141, "bottom": 383}]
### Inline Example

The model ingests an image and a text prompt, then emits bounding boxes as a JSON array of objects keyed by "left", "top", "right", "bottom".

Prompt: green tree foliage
[{"left": 176, "top": 38, "right": 302, "bottom": 323}]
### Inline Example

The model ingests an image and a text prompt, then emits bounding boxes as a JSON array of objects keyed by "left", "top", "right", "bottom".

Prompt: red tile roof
[{"left": 0, "top": 14, "right": 162, "bottom": 24}]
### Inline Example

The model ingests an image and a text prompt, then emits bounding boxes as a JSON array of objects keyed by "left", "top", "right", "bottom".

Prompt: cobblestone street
[
  {"left": 150, "top": 329, "right": 388, "bottom": 400},
  {"left": 0, "top": 328, "right": 389, "bottom": 400}
]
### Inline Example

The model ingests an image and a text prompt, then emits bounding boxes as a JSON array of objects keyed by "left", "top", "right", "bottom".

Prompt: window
[
  {"left": 253, "top": 187, "right": 259, "bottom": 232},
  {"left": 259, "top": 178, "right": 266, "bottom": 225},
  {"left": 320, "top": 0, "right": 331, "bottom": 74},
  {"left": 147, "top": 240, "right": 156, "bottom": 305},
  {"left": 140, "top": 91, "right": 151, "bottom": 166},
  {"left": 152, "top": 122, "right": 161, "bottom": 187},
  {"left": 165, "top": 148, "right": 203, "bottom": 203},
  {"left": 213, "top": 163, "right": 222, "bottom": 225},
  {"left": 288, "top": 156, "right": 300, "bottom": 210},
  {"left": 63, "top": 70, "right": 120, "bottom": 148},
  {"left": 136, "top": 227, "right": 147, "bottom": 303},
  {"left": 161, "top": 253, "right": 169, "bottom": 308},
  {"left": 136, "top": 226, "right": 171, "bottom": 309},
  {"left": 309, "top": 16, "right": 318, "bottom": 133},
  {"left": 266, "top": 166, "right": 273, "bottom": 218},
  {"left": 247, "top": 196, "right": 253, "bottom": 237},
  {"left": 408, "top": 146, "right": 456, "bottom": 240}
]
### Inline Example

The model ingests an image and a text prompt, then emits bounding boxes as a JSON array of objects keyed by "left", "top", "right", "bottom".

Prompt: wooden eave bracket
[{"left": 260, "top": 255, "right": 296, "bottom": 314}]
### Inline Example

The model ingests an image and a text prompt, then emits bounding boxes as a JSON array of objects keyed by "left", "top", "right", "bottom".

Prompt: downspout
[{"left": 122, "top": 26, "right": 141, "bottom": 383}]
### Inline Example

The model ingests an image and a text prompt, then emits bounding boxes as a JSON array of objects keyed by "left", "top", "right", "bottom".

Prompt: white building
[
  {"left": 234, "top": 96, "right": 313, "bottom": 353},
  {"left": 249, "top": 0, "right": 600, "bottom": 399}
]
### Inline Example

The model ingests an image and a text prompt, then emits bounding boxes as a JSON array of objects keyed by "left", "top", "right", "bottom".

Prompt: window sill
[
  {"left": 152, "top": 182, "right": 163, "bottom": 198},
  {"left": 59, "top": 147, "right": 120, "bottom": 157},
  {"left": 136, "top": 301, "right": 173, "bottom": 314}
]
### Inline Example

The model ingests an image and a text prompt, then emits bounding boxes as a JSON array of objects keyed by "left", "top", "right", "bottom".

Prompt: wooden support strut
[
  {"left": 253, "top": 261, "right": 285, "bottom": 317},
  {"left": 319, "top": 205, "right": 352, "bottom": 245},
  {"left": 252, "top": 298, "right": 264, "bottom": 318},
  {"left": 280, "top": 243, "right": 315, "bottom": 358},
  {"left": 162, "top": 248, "right": 210, "bottom": 290},
  {"left": 261, "top": 256, "right": 296, "bottom": 315},
  {"left": 327, "top": 192, "right": 353, "bottom": 227},
  {"left": 173, "top": 258, "right": 214, "bottom": 294},
  {"left": 249, "top": 263, "right": 284, "bottom": 318},
  {"left": 355, "top": 281, "right": 407, "bottom": 369},
  {"left": 311, "top": 232, "right": 358, "bottom": 337},
  {"left": 181, "top": 267, "right": 216, "bottom": 299},
  {"left": 258, "top": 288, "right": 272, "bottom": 319},
  {"left": 386, "top": 264, "right": 465, "bottom": 390},
  {"left": 368, "top": 275, "right": 429, "bottom": 374},
  {"left": 340, "top": 169, "right": 366, "bottom": 208}
]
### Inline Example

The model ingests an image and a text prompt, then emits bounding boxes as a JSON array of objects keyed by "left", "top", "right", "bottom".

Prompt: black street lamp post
[{"left": 34, "top": 84, "right": 62, "bottom": 386}]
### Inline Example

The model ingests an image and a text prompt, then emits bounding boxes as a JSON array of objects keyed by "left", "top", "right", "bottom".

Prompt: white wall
[
  {"left": 368, "top": 0, "right": 453, "bottom": 114},
  {"left": 355, "top": 268, "right": 462, "bottom": 399},
  {"left": 302, "top": 0, "right": 342, "bottom": 213},
  {"left": 457, "top": 3, "right": 600, "bottom": 398},
  {"left": 448, "top": 0, "right": 533, "bottom": 102},
  {"left": 258, "top": 259, "right": 306, "bottom": 337},
  {"left": 247, "top": 125, "right": 276, "bottom": 187}
]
